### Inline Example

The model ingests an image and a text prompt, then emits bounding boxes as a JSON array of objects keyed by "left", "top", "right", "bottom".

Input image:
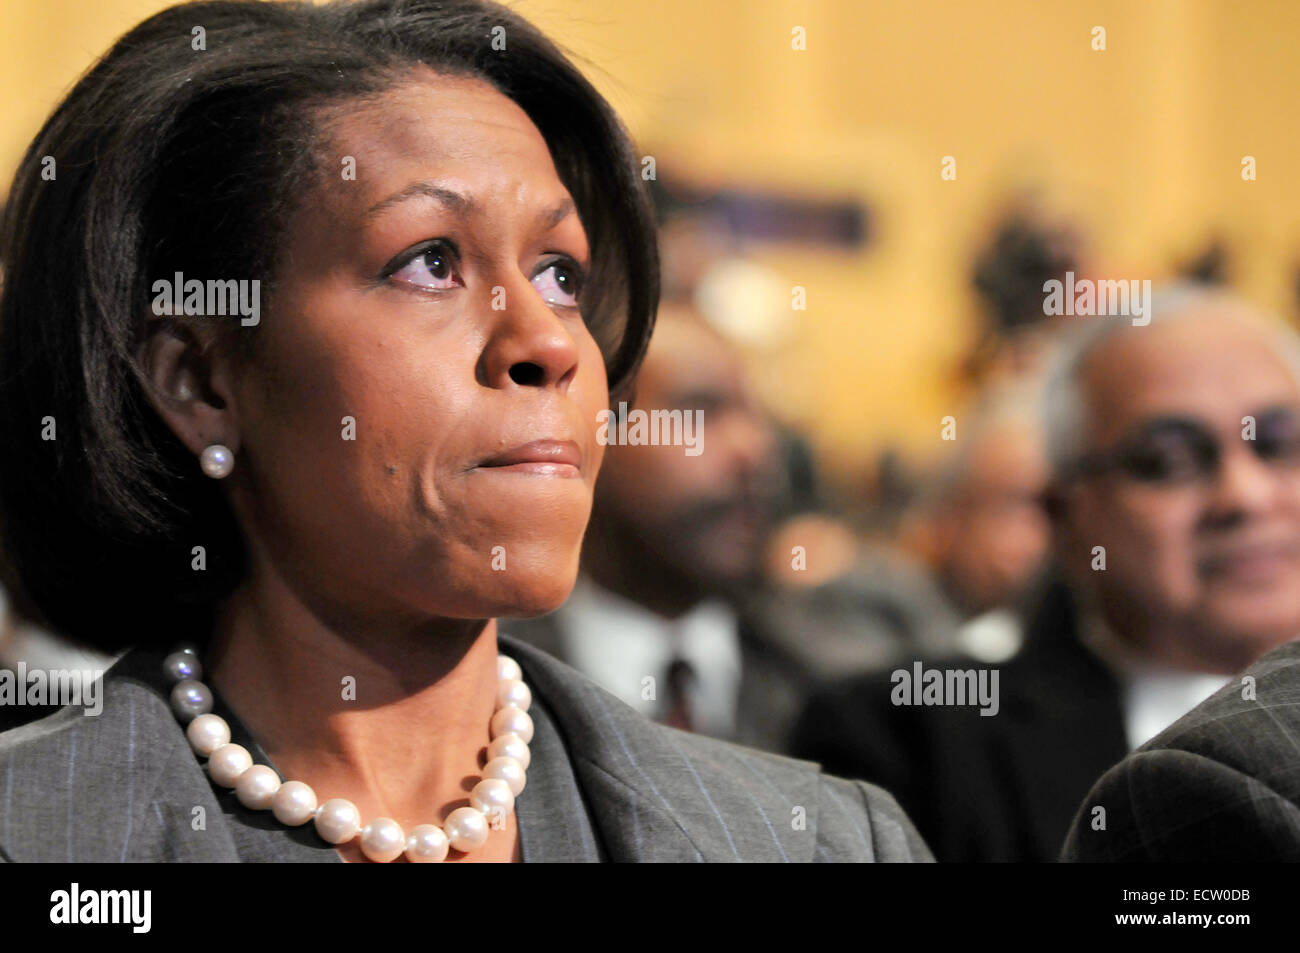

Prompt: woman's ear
[{"left": 136, "top": 319, "right": 241, "bottom": 459}]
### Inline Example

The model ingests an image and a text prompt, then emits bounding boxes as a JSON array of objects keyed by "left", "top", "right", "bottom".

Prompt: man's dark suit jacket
[
  {"left": 1061, "top": 639, "right": 1300, "bottom": 861},
  {"left": 789, "top": 577, "right": 1130, "bottom": 862}
]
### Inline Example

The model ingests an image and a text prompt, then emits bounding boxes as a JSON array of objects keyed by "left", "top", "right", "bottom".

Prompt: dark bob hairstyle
[{"left": 0, "top": 0, "right": 659, "bottom": 652}]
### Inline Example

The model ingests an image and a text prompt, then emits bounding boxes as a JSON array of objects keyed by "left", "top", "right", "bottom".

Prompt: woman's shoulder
[
  {"left": 502, "top": 634, "right": 934, "bottom": 862},
  {"left": 0, "top": 647, "right": 180, "bottom": 767},
  {"left": 658, "top": 725, "right": 934, "bottom": 862},
  {"left": 0, "top": 649, "right": 216, "bottom": 862}
]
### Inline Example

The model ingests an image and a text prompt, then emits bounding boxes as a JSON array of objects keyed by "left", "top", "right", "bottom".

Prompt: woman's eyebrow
[
  {"left": 365, "top": 181, "right": 473, "bottom": 221},
  {"left": 538, "top": 197, "right": 575, "bottom": 230},
  {"left": 364, "top": 181, "right": 575, "bottom": 232}
]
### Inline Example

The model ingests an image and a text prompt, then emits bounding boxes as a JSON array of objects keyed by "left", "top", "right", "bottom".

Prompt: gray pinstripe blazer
[
  {"left": 0, "top": 634, "right": 932, "bottom": 862},
  {"left": 1061, "top": 639, "right": 1300, "bottom": 862}
]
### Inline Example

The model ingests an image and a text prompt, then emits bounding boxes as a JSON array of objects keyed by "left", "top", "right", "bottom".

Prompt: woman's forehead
[
  {"left": 309, "top": 74, "right": 565, "bottom": 218},
  {"left": 323, "top": 72, "right": 543, "bottom": 165}
]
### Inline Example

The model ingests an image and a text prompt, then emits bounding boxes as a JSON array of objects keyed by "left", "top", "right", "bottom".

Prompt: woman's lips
[{"left": 475, "top": 439, "right": 582, "bottom": 477}]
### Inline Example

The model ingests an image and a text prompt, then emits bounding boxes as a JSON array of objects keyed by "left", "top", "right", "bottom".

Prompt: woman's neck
[{"left": 204, "top": 565, "right": 519, "bottom": 862}]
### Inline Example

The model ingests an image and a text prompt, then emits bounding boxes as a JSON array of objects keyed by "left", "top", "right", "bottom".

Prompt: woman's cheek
[{"left": 576, "top": 338, "right": 610, "bottom": 478}]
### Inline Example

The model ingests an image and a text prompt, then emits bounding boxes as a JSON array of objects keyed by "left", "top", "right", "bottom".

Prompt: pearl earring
[{"left": 200, "top": 444, "right": 234, "bottom": 479}]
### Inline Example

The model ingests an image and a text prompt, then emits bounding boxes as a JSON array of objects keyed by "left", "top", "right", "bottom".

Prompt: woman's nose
[{"left": 476, "top": 277, "right": 581, "bottom": 392}]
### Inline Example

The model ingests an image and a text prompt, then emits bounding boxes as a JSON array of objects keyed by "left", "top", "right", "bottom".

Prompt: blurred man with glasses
[
  {"left": 1055, "top": 284, "right": 1300, "bottom": 860},
  {"left": 1047, "top": 285, "right": 1300, "bottom": 682},
  {"left": 795, "top": 283, "right": 1300, "bottom": 861}
]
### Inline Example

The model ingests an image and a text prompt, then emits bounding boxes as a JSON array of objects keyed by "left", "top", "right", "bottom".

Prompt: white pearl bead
[
  {"left": 163, "top": 651, "right": 202, "bottom": 682},
  {"left": 235, "top": 764, "right": 281, "bottom": 810},
  {"left": 169, "top": 679, "right": 213, "bottom": 722},
  {"left": 443, "top": 806, "right": 489, "bottom": 852},
  {"left": 405, "top": 824, "right": 450, "bottom": 863},
  {"left": 360, "top": 817, "right": 407, "bottom": 863},
  {"left": 186, "top": 713, "right": 230, "bottom": 757},
  {"left": 496, "top": 678, "right": 532, "bottom": 712},
  {"left": 272, "top": 780, "right": 318, "bottom": 826},
  {"left": 497, "top": 655, "right": 522, "bottom": 681},
  {"left": 470, "top": 777, "right": 515, "bottom": 823},
  {"left": 207, "top": 743, "right": 252, "bottom": 787},
  {"left": 487, "top": 732, "right": 531, "bottom": 769},
  {"left": 490, "top": 705, "right": 534, "bottom": 744},
  {"left": 166, "top": 643, "right": 534, "bottom": 857},
  {"left": 483, "top": 756, "right": 527, "bottom": 797},
  {"left": 314, "top": 798, "right": 362, "bottom": 844},
  {"left": 200, "top": 444, "right": 234, "bottom": 479}
]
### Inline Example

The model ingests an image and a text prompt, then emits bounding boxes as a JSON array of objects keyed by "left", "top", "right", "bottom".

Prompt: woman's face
[{"left": 226, "top": 71, "right": 608, "bottom": 625}]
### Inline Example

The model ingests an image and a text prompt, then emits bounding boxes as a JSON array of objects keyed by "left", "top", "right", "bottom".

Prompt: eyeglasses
[{"left": 1069, "top": 408, "right": 1300, "bottom": 486}]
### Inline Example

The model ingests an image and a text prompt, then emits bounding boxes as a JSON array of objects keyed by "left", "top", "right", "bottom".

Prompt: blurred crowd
[{"left": 5, "top": 187, "right": 1300, "bottom": 862}]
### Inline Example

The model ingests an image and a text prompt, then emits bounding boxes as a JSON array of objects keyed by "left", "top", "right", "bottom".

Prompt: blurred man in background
[
  {"left": 1059, "top": 288, "right": 1300, "bottom": 859},
  {"left": 793, "top": 284, "right": 1300, "bottom": 860},
  {"left": 898, "top": 386, "right": 1051, "bottom": 662},
  {"left": 505, "top": 301, "right": 810, "bottom": 752}
]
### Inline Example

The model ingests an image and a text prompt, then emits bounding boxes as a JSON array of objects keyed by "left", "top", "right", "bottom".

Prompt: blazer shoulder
[
  {"left": 605, "top": 711, "right": 933, "bottom": 862},
  {"left": 814, "top": 772, "right": 935, "bottom": 862},
  {"left": 500, "top": 632, "right": 932, "bottom": 861},
  {"left": 1132, "top": 642, "right": 1300, "bottom": 783},
  {"left": 0, "top": 653, "right": 188, "bottom": 862},
  {"left": 1061, "top": 644, "right": 1300, "bottom": 862},
  {"left": 0, "top": 653, "right": 179, "bottom": 766},
  {"left": 1062, "top": 747, "right": 1300, "bottom": 861}
]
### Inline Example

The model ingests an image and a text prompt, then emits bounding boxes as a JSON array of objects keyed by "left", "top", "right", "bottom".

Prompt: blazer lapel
[{"left": 502, "top": 635, "right": 819, "bottom": 862}]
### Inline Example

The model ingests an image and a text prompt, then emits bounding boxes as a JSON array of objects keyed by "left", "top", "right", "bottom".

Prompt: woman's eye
[
  {"left": 532, "top": 260, "right": 582, "bottom": 308},
  {"left": 388, "top": 242, "right": 461, "bottom": 291}
]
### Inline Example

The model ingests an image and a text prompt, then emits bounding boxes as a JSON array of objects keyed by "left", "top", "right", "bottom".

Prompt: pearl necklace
[{"left": 163, "top": 645, "right": 534, "bottom": 862}]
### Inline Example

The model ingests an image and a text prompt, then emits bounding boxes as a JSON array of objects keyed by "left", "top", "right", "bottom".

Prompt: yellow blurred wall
[{"left": 3, "top": 0, "right": 1298, "bottom": 487}]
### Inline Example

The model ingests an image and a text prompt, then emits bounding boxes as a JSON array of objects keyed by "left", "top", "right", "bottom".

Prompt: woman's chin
[
  {"left": 473, "top": 568, "right": 580, "bottom": 621},
  {"left": 501, "top": 581, "right": 578, "bottom": 619}
]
